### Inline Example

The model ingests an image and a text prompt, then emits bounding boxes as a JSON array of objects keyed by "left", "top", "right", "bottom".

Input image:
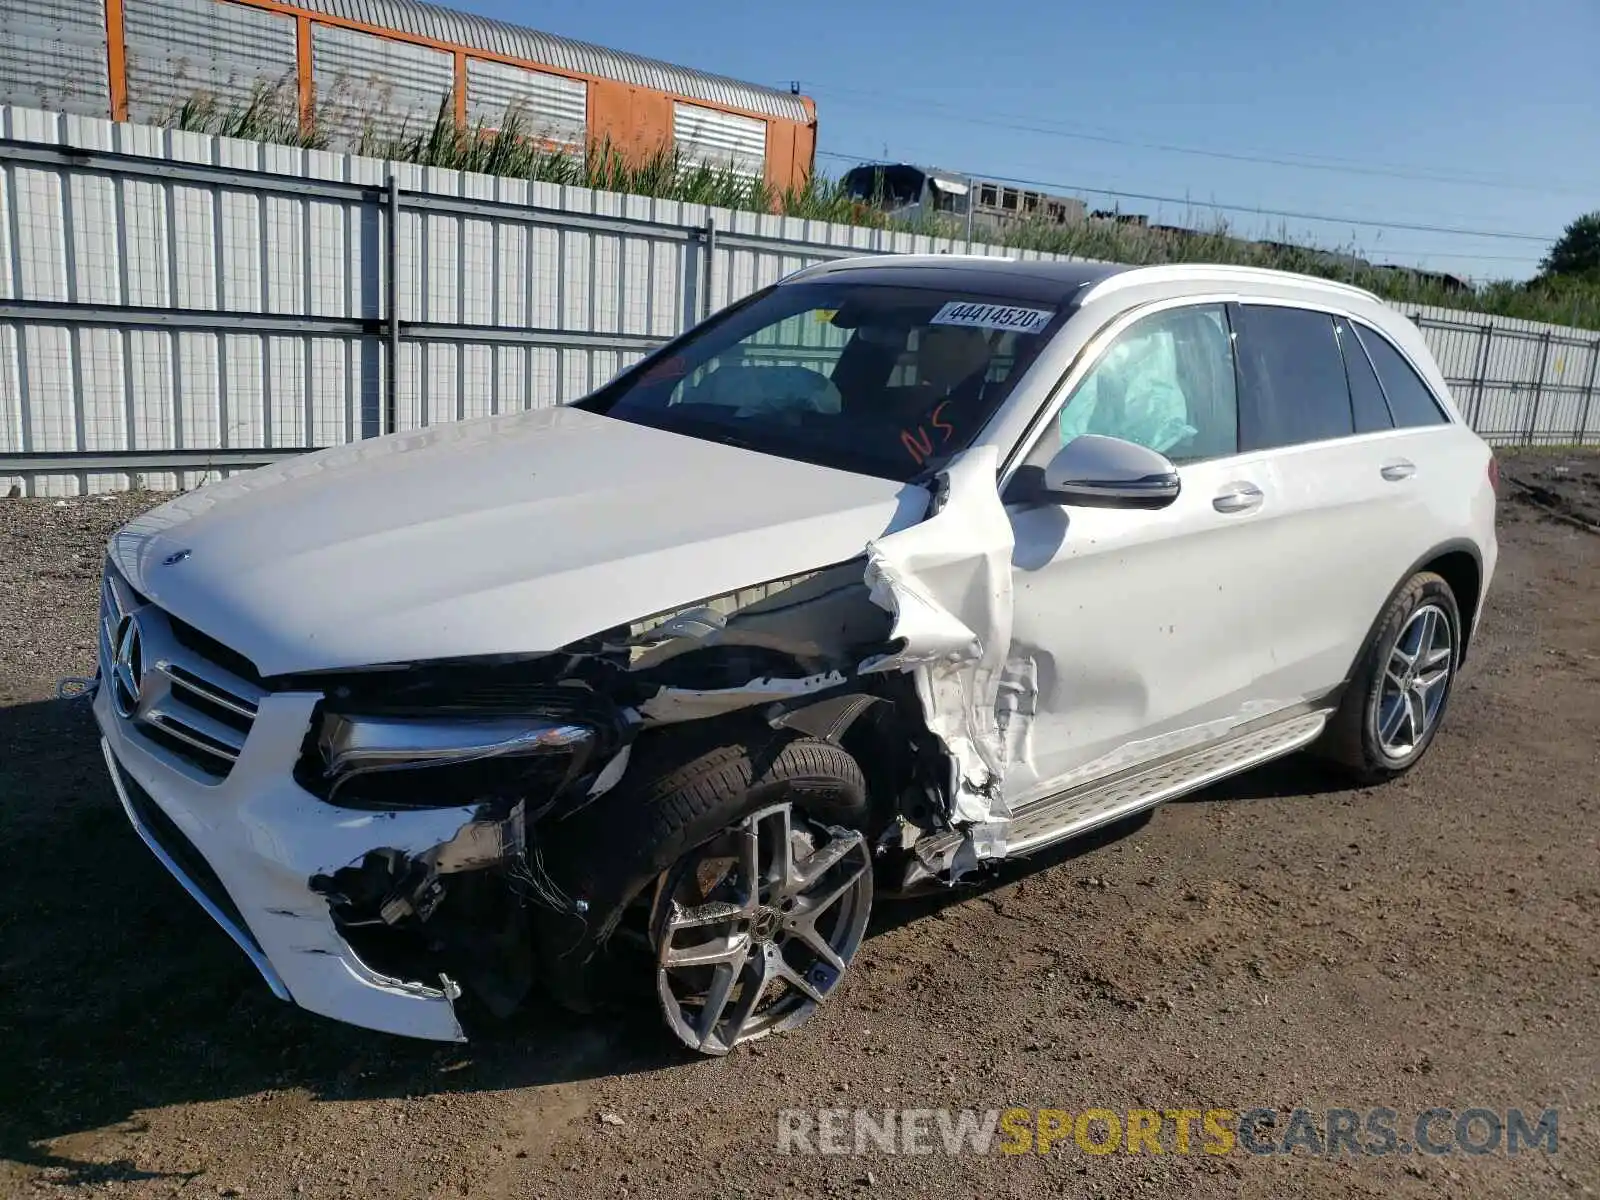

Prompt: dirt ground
[{"left": 1, "top": 450, "right": 1597, "bottom": 1200}]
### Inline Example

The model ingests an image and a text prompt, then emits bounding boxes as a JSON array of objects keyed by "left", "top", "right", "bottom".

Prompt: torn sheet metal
[
  {"left": 861, "top": 445, "right": 1020, "bottom": 827},
  {"left": 430, "top": 802, "right": 526, "bottom": 874},
  {"left": 636, "top": 671, "right": 848, "bottom": 724},
  {"left": 585, "top": 744, "right": 633, "bottom": 798},
  {"left": 621, "top": 562, "right": 890, "bottom": 673},
  {"left": 309, "top": 804, "right": 487, "bottom": 878}
]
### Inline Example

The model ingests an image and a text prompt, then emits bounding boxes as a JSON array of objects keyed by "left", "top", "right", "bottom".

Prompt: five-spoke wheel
[
  {"left": 652, "top": 802, "right": 873, "bottom": 1055},
  {"left": 1377, "top": 601, "right": 1454, "bottom": 757}
]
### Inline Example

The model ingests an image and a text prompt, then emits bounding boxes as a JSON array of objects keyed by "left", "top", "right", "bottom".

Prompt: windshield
[{"left": 585, "top": 281, "right": 1068, "bottom": 482}]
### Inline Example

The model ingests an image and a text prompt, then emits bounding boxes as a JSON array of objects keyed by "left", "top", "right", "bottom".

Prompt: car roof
[
  {"left": 784, "top": 256, "right": 1127, "bottom": 304},
  {"left": 784, "top": 255, "right": 1385, "bottom": 310}
]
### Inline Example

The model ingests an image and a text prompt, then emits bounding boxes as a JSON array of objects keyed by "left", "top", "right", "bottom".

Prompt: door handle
[
  {"left": 1213, "top": 482, "right": 1264, "bottom": 513},
  {"left": 1381, "top": 459, "right": 1417, "bottom": 482}
]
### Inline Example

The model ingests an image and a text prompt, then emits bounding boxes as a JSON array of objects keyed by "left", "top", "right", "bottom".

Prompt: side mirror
[{"left": 1017, "top": 435, "right": 1181, "bottom": 509}]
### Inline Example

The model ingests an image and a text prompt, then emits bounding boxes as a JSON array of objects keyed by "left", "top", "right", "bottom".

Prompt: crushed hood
[{"left": 109, "top": 407, "right": 929, "bottom": 677}]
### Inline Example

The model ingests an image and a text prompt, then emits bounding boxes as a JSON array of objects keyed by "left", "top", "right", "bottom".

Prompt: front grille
[{"left": 101, "top": 563, "right": 266, "bottom": 780}]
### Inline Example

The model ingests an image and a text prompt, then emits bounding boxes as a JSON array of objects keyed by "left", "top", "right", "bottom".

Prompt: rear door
[{"left": 1227, "top": 302, "right": 1431, "bottom": 704}]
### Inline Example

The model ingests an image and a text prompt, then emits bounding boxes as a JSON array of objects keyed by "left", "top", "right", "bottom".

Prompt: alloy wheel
[
  {"left": 1377, "top": 602, "right": 1454, "bottom": 758},
  {"left": 652, "top": 802, "right": 872, "bottom": 1055}
]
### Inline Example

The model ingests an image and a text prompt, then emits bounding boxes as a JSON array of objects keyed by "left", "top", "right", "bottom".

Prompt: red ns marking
[{"left": 900, "top": 401, "right": 956, "bottom": 465}]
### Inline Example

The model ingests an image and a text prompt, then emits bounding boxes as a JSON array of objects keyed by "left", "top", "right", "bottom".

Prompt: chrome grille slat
[
  {"left": 158, "top": 664, "right": 260, "bottom": 720},
  {"left": 146, "top": 703, "right": 247, "bottom": 757},
  {"left": 146, "top": 717, "right": 244, "bottom": 765},
  {"left": 99, "top": 560, "right": 262, "bottom": 780}
]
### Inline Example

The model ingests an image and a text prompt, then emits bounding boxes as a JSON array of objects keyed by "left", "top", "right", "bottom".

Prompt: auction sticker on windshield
[{"left": 931, "top": 302, "right": 1055, "bottom": 334}]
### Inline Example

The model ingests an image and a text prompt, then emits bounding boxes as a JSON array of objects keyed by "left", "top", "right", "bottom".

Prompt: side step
[
  {"left": 911, "top": 710, "right": 1331, "bottom": 875},
  {"left": 1005, "top": 710, "right": 1330, "bottom": 856}
]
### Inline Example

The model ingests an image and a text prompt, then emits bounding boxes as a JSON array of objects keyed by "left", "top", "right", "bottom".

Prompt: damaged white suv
[{"left": 91, "top": 258, "right": 1497, "bottom": 1054}]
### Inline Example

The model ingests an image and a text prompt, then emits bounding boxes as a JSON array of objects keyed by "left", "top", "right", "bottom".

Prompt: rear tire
[{"left": 1317, "top": 571, "right": 1461, "bottom": 785}]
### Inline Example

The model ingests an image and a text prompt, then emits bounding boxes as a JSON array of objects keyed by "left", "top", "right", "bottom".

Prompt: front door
[{"left": 1000, "top": 300, "right": 1283, "bottom": 808}]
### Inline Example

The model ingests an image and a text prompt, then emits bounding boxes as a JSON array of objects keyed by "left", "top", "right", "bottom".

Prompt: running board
[
  {"left": 1005, "top": 710, "right": 1329, "bottom": 855},
  {"left": 916, "top": 710, "right": 1331, "bottom": 873}
]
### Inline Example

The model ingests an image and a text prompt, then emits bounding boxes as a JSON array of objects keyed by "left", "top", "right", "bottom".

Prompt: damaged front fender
[
  {"left": 295, "top": 451, "right": 1027, "bottom": 1021},
  {"left": 862, "top": 446, "right": 1020, "bottom": 831}
]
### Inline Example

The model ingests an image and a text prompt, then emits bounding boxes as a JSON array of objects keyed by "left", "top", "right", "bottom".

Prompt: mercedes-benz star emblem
[{"left": 111, "top": 613, "right": 146, "bottom": 719}]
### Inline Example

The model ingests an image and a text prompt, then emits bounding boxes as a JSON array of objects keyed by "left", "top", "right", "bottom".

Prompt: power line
[
  {"left": 799, "top": 80, "right": 1595, "bottom": 198},
  {"left": 1370, "top": 252, "right": 1543, "bottom": 264},
  {"left": 813, "top": 149, "right": 1557, "bottom": 243}
]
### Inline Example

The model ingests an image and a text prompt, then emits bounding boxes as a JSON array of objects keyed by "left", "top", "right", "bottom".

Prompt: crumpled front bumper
[{"left": 95, "top": 681, "right": 476, "bottom": 1042}]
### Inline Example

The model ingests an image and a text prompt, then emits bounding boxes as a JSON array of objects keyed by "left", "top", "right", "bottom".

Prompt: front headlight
[{"left": 312, "top": 713, "right": 596, "bottom": 810}]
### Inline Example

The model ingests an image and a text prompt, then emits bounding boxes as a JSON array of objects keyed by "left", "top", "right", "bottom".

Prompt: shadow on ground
[{"left": 0, "top": 694, "right": 1349, "bottom": 1181}]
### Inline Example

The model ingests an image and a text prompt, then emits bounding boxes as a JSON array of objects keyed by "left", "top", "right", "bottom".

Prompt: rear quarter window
[
  {"left": 1354, "top": 325, "right": 1451, "bottom": 428},
  {"left": 1335, "top": 317, "right": 1395, "bottom": 434}
]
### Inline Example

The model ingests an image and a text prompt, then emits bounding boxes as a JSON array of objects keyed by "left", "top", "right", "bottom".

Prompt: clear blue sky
[{"left": 465, "top": 0, "right": 1597, "bottom": 281}]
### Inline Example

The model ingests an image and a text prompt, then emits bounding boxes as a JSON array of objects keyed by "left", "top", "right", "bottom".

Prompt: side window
[
  {"left": 1026, "top": 303, "right": 1239, "bottom": 468},
  {"left": 1335, "top": 317, "right": 1394, "bottom": 434},
  {"left": 1354, "top": 325, "right": 1451, "bottom": 428},
  {"left": 1234, "top": 305, "right": 1354, "bottom": 450}
]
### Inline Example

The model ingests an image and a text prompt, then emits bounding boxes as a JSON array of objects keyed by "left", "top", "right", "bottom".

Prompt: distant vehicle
[
  {"left": 89, "top": 258, "right": 1496, "bottom": 1057},
  {"left": 841, "top": 162, "right": 1087, "bottom": 234}
]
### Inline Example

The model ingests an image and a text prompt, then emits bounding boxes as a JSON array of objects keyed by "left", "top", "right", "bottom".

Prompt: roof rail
[
  {"left": 1083, "top": 262, "right": 1385, "bottom": 304},
  {"left": 782, "top": 252, "right": 1018, "bottom": 283}
]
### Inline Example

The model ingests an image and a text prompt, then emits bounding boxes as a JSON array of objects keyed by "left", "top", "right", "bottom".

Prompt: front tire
[
  {"left": 1318, "top": 571, "right": 1461, "bottom": 784},
  {"left": 529, "top": 726, "right": 872, "bottom": 1037}
]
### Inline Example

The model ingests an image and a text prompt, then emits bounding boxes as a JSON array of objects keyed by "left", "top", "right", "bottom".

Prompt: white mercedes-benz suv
[{"left": 90, "top": 259, "right": 1497, "bottom": 1054}]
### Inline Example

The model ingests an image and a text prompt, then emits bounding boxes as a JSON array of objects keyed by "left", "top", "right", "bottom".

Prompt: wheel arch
[
  {"left": 1421, "top": 545, "right": 1483, "bottom": 664},
  {"left": 1346, "top": 539, "right": 1483, "bottom": 685}
]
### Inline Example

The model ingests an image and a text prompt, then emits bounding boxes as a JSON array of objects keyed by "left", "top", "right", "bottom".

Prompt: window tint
[
  {"left": 1234, "top": 305, "right": 1354, "bottom": 450},
  {"left": 1026, "top": 303, "right": 1239, "bottom": 468},
  {"left": 1354, "top": 325, "right": 1450, "bottom": 427},
  {"left": 1335, "top": 317, "right": 1394, "bottom": 434}
]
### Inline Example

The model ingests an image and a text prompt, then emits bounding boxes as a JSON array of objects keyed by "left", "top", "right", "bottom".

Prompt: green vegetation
[
  {"left": 1539, "top": 212, "right": 1600, "bottom": 281},
  {"left": 164, "top": 83, "right": 324, "bottom": 150},
  {"left": 162, "top": 85, "right": 1600, "bottom": 332}
]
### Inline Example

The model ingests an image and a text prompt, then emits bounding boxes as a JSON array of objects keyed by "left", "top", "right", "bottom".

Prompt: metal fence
[
  {"left": 1, "top": 105, "right": 1597, "bottom": 496},
  {"left": 0, "top": 105, "right": 1044, "bottom": 495},
  {"left": 1403, "top": 306, "right": 1600, "bottom": 448}
]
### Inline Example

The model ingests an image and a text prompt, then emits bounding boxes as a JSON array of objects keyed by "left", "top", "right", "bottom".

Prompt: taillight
[{"left": 1487, "top": 453, "right": 1500, "bottom": 492}]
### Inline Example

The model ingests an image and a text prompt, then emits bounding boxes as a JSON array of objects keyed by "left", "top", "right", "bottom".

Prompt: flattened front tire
[{"left": 1318, "top": 571, "right": 1462, "bottom": 785}]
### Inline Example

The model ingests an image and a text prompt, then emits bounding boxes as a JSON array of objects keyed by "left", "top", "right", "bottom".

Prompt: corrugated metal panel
[
  {"left": 312, "top": 22, "right": 454, "bottom": 149},
  {"left": 0, "top": 0, "right": 110, "bottom": 119},
  {"left": 124, "top": 0, "right": 299, "bottom": 125},
  {"left": 277, "top": 0, "right": 809, "bottom": 121},
  {"left": 464, "top": 57, "right": 585, "bottom": 145},
  {"left": 4, "top": 103, "right": 1599, "bottom": 495},
  {"left": 673, "top": 102, "right": 765, "bottom": 177}
]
